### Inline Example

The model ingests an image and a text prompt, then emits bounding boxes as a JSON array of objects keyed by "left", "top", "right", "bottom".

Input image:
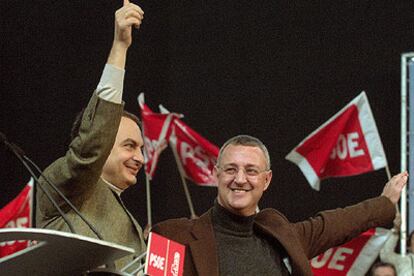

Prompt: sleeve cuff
[{"left": 96, "top": 64, "right": 125, "bottom": 104}]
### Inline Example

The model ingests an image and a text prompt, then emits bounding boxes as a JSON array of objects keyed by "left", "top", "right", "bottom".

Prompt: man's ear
[
  {"left": 212, "top": 166, "right": 219, "bottom": 181},
  {"left": 263, "top": 170, "right": 272, "bottom": 191}
]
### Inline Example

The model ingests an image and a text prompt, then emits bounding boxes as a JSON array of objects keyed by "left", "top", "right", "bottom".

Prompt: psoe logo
[{"left": 170, "top": 252, "right": 180, "bottom": 276}]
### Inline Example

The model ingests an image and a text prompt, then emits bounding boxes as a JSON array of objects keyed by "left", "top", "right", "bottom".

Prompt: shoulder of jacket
[
  {"left": 257, "top": 208, "right": 290, "bottom": 222},
  {"left": 153, "top": 217, "right": 197, "bottom": 234}
]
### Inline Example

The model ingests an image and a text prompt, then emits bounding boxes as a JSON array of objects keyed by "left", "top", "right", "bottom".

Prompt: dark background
[{"left": 1, "top": 1, "right": 413, "bottom": 227}]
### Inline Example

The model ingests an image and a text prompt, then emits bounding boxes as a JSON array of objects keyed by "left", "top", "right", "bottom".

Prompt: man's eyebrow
[
  {"left": 121, "top": 138, "right": 138, "bottom": 146},
  {"left": 222, "top": 163, "right": 259, "bottom": 168},
  {"left": 221, "top": 162, "right": 237, "bottom": 167}
]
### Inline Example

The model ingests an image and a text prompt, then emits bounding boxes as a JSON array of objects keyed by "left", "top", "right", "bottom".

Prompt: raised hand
[
  {"left": 381, "top": 171, "right": 408, "bottom": 205},
  {"left": 108, "top": 0, "right": 144, "bottom": 69},
  {"left": 114, "top": 0, "right": 144, "bottom": 49}
]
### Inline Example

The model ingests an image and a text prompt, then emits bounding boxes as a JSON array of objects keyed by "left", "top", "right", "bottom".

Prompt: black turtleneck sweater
[{"left": 212, "top": 201, "right": 290, "bottom": 276}]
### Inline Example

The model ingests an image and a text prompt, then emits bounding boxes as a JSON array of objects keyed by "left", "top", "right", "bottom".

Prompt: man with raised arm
[
  {"left": 36, "top": 0, "right": 146, "bottom": 270},
  {"left": 152, "top": 135, "right": 407, "bottom": 276}
]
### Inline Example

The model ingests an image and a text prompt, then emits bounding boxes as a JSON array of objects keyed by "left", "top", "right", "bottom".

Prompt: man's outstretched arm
[
  {"left": 294, "top": 171, "right": 408, "bottom": 259},
  {"left": 37, "top": 1, "right": 144, "bottom": 219}
]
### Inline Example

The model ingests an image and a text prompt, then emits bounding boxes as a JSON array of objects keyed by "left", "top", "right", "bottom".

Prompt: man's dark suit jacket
[{"left": 152, "top": 196, "right": 395, "bottom": 276}]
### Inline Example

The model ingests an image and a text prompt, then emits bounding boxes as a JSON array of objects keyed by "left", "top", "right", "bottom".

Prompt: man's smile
[
  {"left": 230, "top": 187, "right": 253, "bottom": 192},
  {"left": 125, "top": 163, "right": 141, "bottom": 175}
]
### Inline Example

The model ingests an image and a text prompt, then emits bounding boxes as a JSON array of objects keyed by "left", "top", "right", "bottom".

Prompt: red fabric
[
  {"left": 311, "top": 229, "right": 384, "bottom": 275},
  {"left": 170, "top": 119, "right": 219, "bottom": 186},
  {"left": 139, "top": 95, "right": 218, "bottom": 185},
  {"left": 140, "top": 102, "right": 176, "bottom": 178},
  {"left": 0, "top": 182, "right": 32, "bottom": 257},
  {"left": 286, "top": 92, "right": 387, "bottom": 190},
  {"left": 296, "top": 105, "right": 372, "bottom": 179}
]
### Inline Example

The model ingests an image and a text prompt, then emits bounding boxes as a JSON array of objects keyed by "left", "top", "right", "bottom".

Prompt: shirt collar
[{"left": 101, "top": 177, "right": 124, "bottom": 196}]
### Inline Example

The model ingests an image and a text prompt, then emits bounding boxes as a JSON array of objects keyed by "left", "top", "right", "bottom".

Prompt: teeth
[{"left": 232, "top": 189, "right": 247, "bottom": 192}]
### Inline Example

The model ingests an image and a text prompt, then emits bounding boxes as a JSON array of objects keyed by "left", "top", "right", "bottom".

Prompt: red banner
[
  {"left": 170, "top": 119, "right": 219, "bottom": 187},
  {"left": 139, "top": 94, "right": 180, "bottom": 179},
  {"left": 145, "top": 232, "right": 185, "bottom": 276},
  {"left": 0, "top": 179, "right": 33, "bottom": 257},
  {"left": 286, "top": 92, "right": 387, "bottom": 190},
  {"left": 311, "top": 228, "right": 390, "bottom": 275}
]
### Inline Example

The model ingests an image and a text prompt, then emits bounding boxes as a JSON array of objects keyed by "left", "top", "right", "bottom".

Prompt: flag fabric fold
[
  {"left": 159, "top": 105, "right": 219, "bottom": 187},
  {"left": 311, "top": 228, "right": 390, "bottom": 276},
  {"left": 0, "top": 178, "right": 33, "bottom": 258},
  {"left": 138, "top": 93, "right": 181, "bottom": 179},
  {"left": 169, "top": 119, "right": 219, "bottom": 186},
  {"left": 286, "top": 92, "right": 387, "bottom": 190}
]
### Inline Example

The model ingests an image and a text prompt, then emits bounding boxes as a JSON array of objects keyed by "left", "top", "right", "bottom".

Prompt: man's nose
[
  {"left": 234, "top": 168, "right": 247, "bottom": 184},
  {"left": 133, "top": 149, "right": 144, "bottom": 164}
]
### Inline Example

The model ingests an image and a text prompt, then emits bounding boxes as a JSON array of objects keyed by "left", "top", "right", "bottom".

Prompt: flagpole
[
  {"left": 146, "top": 174, "right": 152, "bottom": 227},
  {"left": 29, "top": 178, "right": 36, "bottom": 228},
  {"left": 169, "top": 141, "right": 197, "bottom": 219},
  {"left": 385, "top": 165, "right": 391, "bottom": 181},
  {"left": 385, "top": 165, "right": 406, "bottom": 257},
  {"left": 175, "top": 157, "right": 197, "bottom": 219},
  {"left": 140, "top": 110, "right": 152, "bottom": 239},
  {"left": 143, "top": 172, "right": 152, "bottom": 239}
]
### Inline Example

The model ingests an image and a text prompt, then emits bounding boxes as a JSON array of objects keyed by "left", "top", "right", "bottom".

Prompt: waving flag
[
  {"left": 286, "top": 92, "right": 387, "bottom": 190},
  {"left": 170, "top": 120, "right": 219, "bottom": 186},
  {"left": 159, "top": 105, "right": 219, "bottom": 187},
  {"left": 0, "top": 179, "right": 33, "bottom": 257},
  {"left": 138, "top": 94, "right": 181, "bottom": 179},
  {"left": 311, "top": 228, "right": 390, "bottom": 276}
]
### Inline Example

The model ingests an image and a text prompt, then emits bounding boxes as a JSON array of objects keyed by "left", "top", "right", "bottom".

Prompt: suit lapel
[
  {"left": 106, "top": 183, "right": 144, "bottom": 243},
  {"left": 255, "top": 209, "right": 311, "bottom": 275},
  {"left": 188, "top": 211, "right": 219, "bottom": 276}
]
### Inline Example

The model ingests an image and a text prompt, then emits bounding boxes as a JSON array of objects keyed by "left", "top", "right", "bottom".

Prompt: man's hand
[
  {"left": 381, "top": 171, "right": 408, "bottom": 205},
  {"left": 114, "top": 0, "right": 144, "bottom": 49},
  {"left": 107, "top": 0, "right": 144, "bottom": 68}
]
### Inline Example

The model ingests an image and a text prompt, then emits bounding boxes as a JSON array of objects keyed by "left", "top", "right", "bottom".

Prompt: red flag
[
  {"left": 159, "top": 105, "right": 219, "bottom": 187},
  {"left": 311, "top": 228, "right": 390, "bottom": 275},
  {"left": 0, "top": 179, "right": 33, "bottom": 257},
  {"left": 145, "top": 232, "right": 185, "bottom": 276},
  {"left": 139, "top": 94, "right": 180, "bottom": 179},
  {"left": 286, "top": 92, "right": 387, "bottom": 190},
  {"left": 170, "top": 120, "right": 219, "bottom": 187}
]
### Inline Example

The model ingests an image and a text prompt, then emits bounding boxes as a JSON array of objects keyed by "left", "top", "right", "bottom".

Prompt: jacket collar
[
  {"left": 187, "top": 208, "right": 312, "bottom": 276},
  {"left": 255, "top": 208, "right": 312, "bottom": 275},
  {"left": 188, "top": 209, "right": 219, "bottom": 276}
]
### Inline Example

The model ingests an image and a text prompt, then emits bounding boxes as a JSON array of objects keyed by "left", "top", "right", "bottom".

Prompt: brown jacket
[{"left": 152, "top": 196, "right": 395, "bottom": 276}]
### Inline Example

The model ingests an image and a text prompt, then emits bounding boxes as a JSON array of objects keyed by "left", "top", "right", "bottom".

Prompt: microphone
[
  {"left": 120, "top": 251, "right": 146, "bottom": 274},
  {"left": 0, "top": 132, "right": 103, "bottom": 239},
  {"left": 6, "top": 140, "right": 26, "bottom": 157},
  {"left": 1, "top": 132, "right": 75, "bottom": 234},
  {"left": 23, "top": 155, "right": 103, "bottom": 240},
  {"left": 0, "top": 131, "right": 6, "bottom": 143}
]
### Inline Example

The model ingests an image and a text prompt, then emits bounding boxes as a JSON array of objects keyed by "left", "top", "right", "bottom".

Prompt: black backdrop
[{"left": 1, "top": 1, "right": 414, "bottom": 227}]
